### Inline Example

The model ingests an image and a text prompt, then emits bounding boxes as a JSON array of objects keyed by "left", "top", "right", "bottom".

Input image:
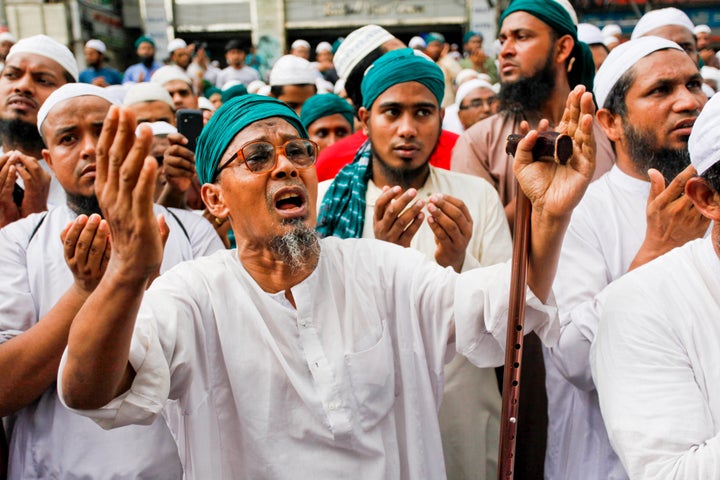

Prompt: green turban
[
  {"left": 134, "top": 35, "right": 155, "bottom": 49},
  {"left": 500, "top": 0, "right": 594, "bottom": 92},
  {"left": 195, "top": 94, "right": 308, "bottom": 185},
  {"left": 300, "top": 94, "right": 354, "bottom": 131},
  {"left": 204, "top": 85, "right": 221, "bottom": 98},
  {"left": 221, "top": 83, "right": 248, "bottom": 103},
  {"left": 361, "top": 48, "right": 445, "bottom": 109}
]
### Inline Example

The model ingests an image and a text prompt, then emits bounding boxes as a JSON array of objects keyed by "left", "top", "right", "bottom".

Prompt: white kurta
[
  {"left": 544, "top": 166, "right": 651, "bottom": 480},
  {"left": 0, "top": 204, "right": 223, "bottom": 480},
  {"left": 320, "top": 166, "right": 513, "bottom": 479},
  {"left": 591, "top": 237, "right": 720, "bottom": 479},
  {"left": 60, "top": 238, "right": 557, "bottom": 480}
]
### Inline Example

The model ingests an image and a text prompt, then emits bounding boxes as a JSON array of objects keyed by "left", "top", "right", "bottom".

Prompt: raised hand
[
  {"left": 629, "top": 165, "right": 710, "bottom": 270},
  {"left": 12, "top": 151, "right": 51, "bottom": 217},
  {"left": 95, "top": 106, "right": 163, "bottom": 282},
  {"left": 61, "top": 213, "right": 111, "bottom": 293},
  {"left": 158, "top": 132, "right": 196, "bottom": 206},
  {"left": 426, "top": 194, "right": 472, "bottom": 272},
  {"left": 513, "top": 85, "right": 596, "bottom": 220},
  {"left": 373, "top": 185, "right": 425, "bottom": 247}
]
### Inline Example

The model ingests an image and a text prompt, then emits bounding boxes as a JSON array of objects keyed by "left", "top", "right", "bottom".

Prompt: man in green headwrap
[
  {"left": 450, "top": 0, "right": 616, "bottom": 475},
  {"left": 300, "top": 93, "right": 354, "bottom": 153},
  {"left": 317, "top": 47, "right": 514, "bottom": 480},
  {"left": 59, "top": 88, "right": 597, "bottom": 480}
]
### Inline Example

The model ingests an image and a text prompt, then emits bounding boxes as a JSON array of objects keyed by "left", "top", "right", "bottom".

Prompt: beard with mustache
[
  {"left": 0, "top": 118, "right": 46, "bottom": 154},
  {"left": 269, "top": 218, "right": 321, "bottom": 274},
  {"left": 66, "top": 192, "right": 103, "bottom": 217},
  {"left": 498, "top": 49, "right": 556, "bottom": 115},
  {"left": 624, "top": 123, "right": 691, "bottom": 184}
]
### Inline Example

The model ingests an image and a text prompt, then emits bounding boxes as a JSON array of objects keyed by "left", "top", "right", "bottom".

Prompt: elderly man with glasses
[{"left": 58, "top": 89, "right": 595, "bottom": 479}]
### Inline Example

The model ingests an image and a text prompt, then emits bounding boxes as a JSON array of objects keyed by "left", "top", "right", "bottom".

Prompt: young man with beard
[
  {"left": 123, "top": 35, "right": 162, "bottom": 84},
  {"left": 592, "top": 90, "right": 720, "bottom": 479},
  {"left": 451, "top": 2, "right": 616, "bottom": 473},
  {"left": 79, "top": 39, "right": 122, "bottom": 87},
  {"left": 58, "top": 87, "right": 595, "bottom": 479},
  {"left": 316, "top": 48, "right": 512, "bottom": 480},
  {"left": 545, "top": 37, "right": 709, "bottom": 480},
  {"left": 0, "top": 35, "right": 78, "bottom": 228},
  {"left": 0, "top": 83, "right": 223, "bottom": 479}
]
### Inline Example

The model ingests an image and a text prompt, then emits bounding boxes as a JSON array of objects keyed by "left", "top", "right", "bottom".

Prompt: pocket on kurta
[{"left": 344, "top": 323, "right": 396, "bottom": 431}]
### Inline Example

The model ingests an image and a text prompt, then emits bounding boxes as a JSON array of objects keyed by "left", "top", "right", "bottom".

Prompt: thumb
[
  {"left": 157, "top": 214, "right": 170, "bottom": 248},
  {"left": 647, "top": 168, "right": 666, "bottom": 203}
]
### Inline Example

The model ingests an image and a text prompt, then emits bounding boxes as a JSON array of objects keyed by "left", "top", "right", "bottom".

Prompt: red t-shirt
[{"left": 315, "top": 130, "right": 459, "bottom": 182}]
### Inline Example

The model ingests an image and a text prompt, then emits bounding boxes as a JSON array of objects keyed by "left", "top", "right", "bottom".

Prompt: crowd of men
[{"left": 0, "top": 1, "right": 719, "bottom": 479}]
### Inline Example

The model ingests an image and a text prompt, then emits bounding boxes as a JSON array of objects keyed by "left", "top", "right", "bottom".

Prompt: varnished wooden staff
[{"left": 498, "top": 131, "right": 573, "bottom": 479}]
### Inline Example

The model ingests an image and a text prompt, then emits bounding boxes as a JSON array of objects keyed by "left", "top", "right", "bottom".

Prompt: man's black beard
[
  {"left": 0, "top": 118, "right": 46, "bottom": 153},
  {"left": 625, "top": 123, "right": 691, "bottom": 184},
  {"left": 371, "top": 152, "right": 430, "bottom": 191},
  {"left": 66, "top": 193, "right": 103, "bottom": 217},
  {"left": 269, "top": 218, "right": 321, "bottom": 274},
  {"left": 139, "top": 55, "right": 154, "bottom": 68},
  {"left": 498, "top": 50, "right": 556, "bottom": 115}
]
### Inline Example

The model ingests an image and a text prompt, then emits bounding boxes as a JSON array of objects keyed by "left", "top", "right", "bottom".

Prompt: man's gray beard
[
  {"left": 625, "top": 123, "right": 691, "bottom": 184},
  {"left": 498, "top": 49, "right": 556, "bottom": 115},
  {"left": 269, "top": 218, "right": 320, "bottom": 273},
  {"left": 0, "top": 118, "right": 46, "bottom": 153}
]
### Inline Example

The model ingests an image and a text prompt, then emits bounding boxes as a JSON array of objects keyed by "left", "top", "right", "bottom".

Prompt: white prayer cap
[
  {"left": 694, "top": 24, "right": 712, "bottom": 35},
  {"left": 333, "top": 24, "right": 395, "bottom": 79},
  {"left": 578, "top": 23, "right": 605, "bottom": 46},
  {"left": 220, "top": 79, "right": 242, "bottom": 91},
  {"left": 316, "top": 78, "right": 334, "bottom": 94},
  {"left": 291, "top": 39, "right": 310, "bottom": 50},
  {"left": 136, "top": 120, "right": 177, "bottom": 137},
  {"left": 7, "top": 34, "right": 78, "bottom": 81},
  {"left": 246, "top": 79, "right": 266, "bottom": 94},
  {"left": 257, "top": 85, "right": 271, "bottom": 96},
  {"left": 37, "top": 83, "right": 117, "bottom": 134},
  {"left": 151, "top": 65, "right": 192, "bottom": 88},
  {"left": 602, "top": 24, "right": 622, "bottom": 38},
  {"left": 689, "top": 92, "right": 720, "bottom": 175},
  {"left": 123, "top": 82, "right": 174, "bottom": 108},
  {"left": 455, "top": 79, "right": 495, "bottom": 106},
  {"left": 198, "top": 96, "right": 215, "bottom": 112},
  {"left": 455, "top": 68, "right": 479, "bottom": 85},
  {"left": 631, "top": 7, "right": 695, "bottom": 39},
  {"left": 0, "top": 32, "right": 16, "bottom": 43},
  {"left": 701, "top": 66, "right": 720, "bottom": 83},
  {"left": 167, "top": 38, "right": 187, "bottom": 54},
  {"left": 554, "top": 0, "right": 578, "bottom": 25},
  {"left": 269, "top": 54, "right": 317, "bottom": 86},
  {"left": 701, "top": 82, "right": 715, "bottom": 98},
  {"left": 594, "top": 36, "right": 683, "bottom": 109},
  {"left": 315, "top": 41, "right": 333, "bottom": 54},
  {"left": 85, "top": 39, "right": 106, "bottom": 54},
  {"left": 103, "top": 84, "right": 129, "bottom": 105},
  {"left": 603, "top": 36, "right": 619, "bottom": 49},
  {"left": 409, "top": 35, "right": 426, "bottom": 49}
]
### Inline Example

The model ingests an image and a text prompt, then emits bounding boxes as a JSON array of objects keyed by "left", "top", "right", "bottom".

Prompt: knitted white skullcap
[
  {"left": 0, "top": 32, "right": 16, "bottom": 43},
  {"left": 578, "top": 23, "right": 605, "bottom": 46},
  {"left": 291, "top": 39, "right": 310, "bottom": 51},
  {"left": 151, "top": 65, "right": 192, "bottom": 87},
  {"left": 269, "top": 55, "right": 317, "bottom": 86},
  {"left": 123, "top": 82, "right": 174, "bottom": 108},
  {"left": 7, "top": 34, "right": 78, "bottom": 81},
  {"left": 85, "top": 39, "right": 106, "bottom": 54},
  {"left": 315, "top": 41, "right": 333, "bottom": 54},
  {"left": 594, "top": 36, "right": 683, "bottom": 109},
  {"left": 37, "top": 83, "right": 117, "bottom": 134},
  {"left": 631, "top": 7, "right": 695, "bottom": 39},
  {"left": 136, "top": 120, "right": 177, "bottom": 137},
  {"left": 333, "top": 24, "right": 395, "bottom": 79},
  {"left": 167, "top": 38, "right": 187, "bottom": 54},
  {"left": 689, "top": 91, "right": 720, "bottom": 175},
  {"left": 455, "top": 79, "right": 496, "bottom": 106},
  {"left": 694, "top": 24, "right": 712, "bottom": 35}
]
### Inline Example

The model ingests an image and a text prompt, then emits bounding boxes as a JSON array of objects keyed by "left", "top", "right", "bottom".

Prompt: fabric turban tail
[
  {"left": 361, "top": 48, "right": 445, "bottom": 109},
  {"left": 300, "top": 93, "right": 354, "bottom": 131},
  {"left": 195, "top": 94, "right": 309, "bottom": 185},
  {"left": 500, "top": 0, "right": 595, "bottom": 92}
]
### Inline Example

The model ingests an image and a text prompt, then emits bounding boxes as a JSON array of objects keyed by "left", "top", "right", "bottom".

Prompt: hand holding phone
[{"left": 176, "top": 109, "right": 204, "bottom": 152}]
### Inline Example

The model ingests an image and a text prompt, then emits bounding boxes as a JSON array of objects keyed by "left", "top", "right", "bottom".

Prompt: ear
[
  {"left": 439, "top": 106, "right": 445, "bottom": 122},
  {"left": 596, "top": 108, "right": 623, "bottom": 143},
  {"left": 201, "top": 183, "right": 230, "bottom": 220},
  {"left": 358, "top": 106, "right": 371, "bottom": 136},
  {"left": 685, "top": 176, "right": 720, "bottom": 221},
  {"left": 555, "top": 34, "right": 575, "bottom": 65},
  {"left": 41, "top": 149, "right": 54, "bottom": 172}
]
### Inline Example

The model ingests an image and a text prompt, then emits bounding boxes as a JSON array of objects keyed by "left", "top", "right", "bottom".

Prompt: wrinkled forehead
[{"left": 221, "top": 117, "right": 301, "bottom": 158}]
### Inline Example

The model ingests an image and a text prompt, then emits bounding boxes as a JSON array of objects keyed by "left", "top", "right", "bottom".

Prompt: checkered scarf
[{"left": 315, "top": 141, "right": 372, "bottom": 239}]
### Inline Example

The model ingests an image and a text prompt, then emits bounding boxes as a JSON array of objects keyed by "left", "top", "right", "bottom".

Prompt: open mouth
[
  {"left": 272, "top": 186, "right": 308, "bottom": 217},
  {"left": 275, "top": 192, "right": 304, "bottom": 210}
]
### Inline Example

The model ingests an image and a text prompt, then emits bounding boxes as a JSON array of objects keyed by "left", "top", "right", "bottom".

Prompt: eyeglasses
[
  {"left": 212, "top": 138, "right": 318, "bottom": 182},
  {"left": 459, "top": 97, "right": 498, "bottom": 110}
]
